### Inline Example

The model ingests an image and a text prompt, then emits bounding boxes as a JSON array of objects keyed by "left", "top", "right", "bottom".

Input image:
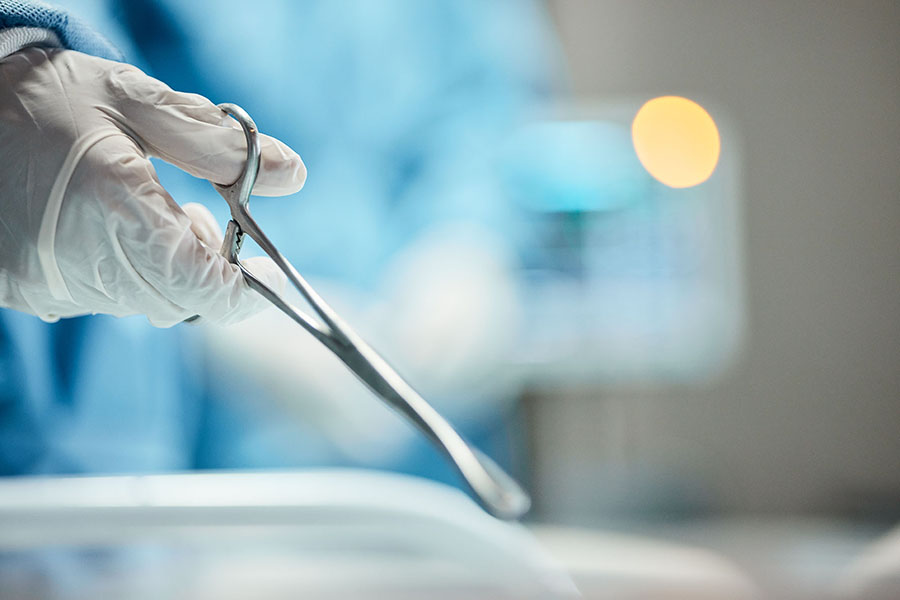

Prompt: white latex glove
[{"left": 0, "top": 48, "right": 306, "bottom": 326}]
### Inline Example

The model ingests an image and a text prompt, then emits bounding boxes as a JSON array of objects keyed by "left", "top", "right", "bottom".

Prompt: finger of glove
[
  {"left": 238, "top": 256, "right": 289, "bottom": 313},
  {"left": 108, "top": 64, "right": 306, "bottom": 196},
  {"left": 181, "top": 202, "right": 224, "bottom": 250},
  {"left": 93, "top": 155, "right": 286, "bottom": 327},
  {"left": 139, "top": 219, "right": 287, "bottom": 328},
  {"left": 178, "top": 203, "right": 287, "bottom": 323}
]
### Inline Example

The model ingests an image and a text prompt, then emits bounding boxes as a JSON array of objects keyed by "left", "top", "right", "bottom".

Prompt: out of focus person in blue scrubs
[{"left": 0, "top": 0, "right": 560, "bottom": 483}]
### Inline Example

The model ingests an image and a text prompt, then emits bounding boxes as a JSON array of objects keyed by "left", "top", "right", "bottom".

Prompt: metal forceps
[{"left": 211, "top": 103, "right": 530, "bottom": 520}]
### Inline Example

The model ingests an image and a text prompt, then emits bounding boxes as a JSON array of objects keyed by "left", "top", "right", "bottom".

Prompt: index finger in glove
[{"left": 105, "top": 63, "right": 306, "bottom": 196}]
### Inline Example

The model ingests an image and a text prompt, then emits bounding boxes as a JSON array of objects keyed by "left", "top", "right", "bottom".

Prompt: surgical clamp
[{"left": 211, "top": 103, "right": 530, "bottom": 520}]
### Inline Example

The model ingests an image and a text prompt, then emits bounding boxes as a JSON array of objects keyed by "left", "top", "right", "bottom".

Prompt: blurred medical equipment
[
  {"left": 838, "top": 524, "right": 900, "bottom": 600},
  {"left": 0, "top": 471, "right": 779, "bottom": 600},
  {"left": 207, "top": 103, "right": 529, "bottom": 520},
  {"left": 0, "top": 471, "right": 576, "bottom": 599},
  {"left": 500, "top": 100, "right": 744, "bottom": 383}
]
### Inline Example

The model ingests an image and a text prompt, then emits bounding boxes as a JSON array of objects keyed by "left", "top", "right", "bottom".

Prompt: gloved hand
[{"left": 0, "top": 47, "right": 306, "bottom": 326}]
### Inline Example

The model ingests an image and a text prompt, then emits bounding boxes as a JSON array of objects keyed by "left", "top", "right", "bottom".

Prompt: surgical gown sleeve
[
  {"left": 0, "top": 2, "right": 202, "bottom": 476},
  {"left": 0, "top": 0, "right": 120, "bottom": 60}
]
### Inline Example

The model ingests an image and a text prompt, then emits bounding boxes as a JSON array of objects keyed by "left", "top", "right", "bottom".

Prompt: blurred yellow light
[{"left": 631, "top": 96, "right": 720, "bottom": 188}]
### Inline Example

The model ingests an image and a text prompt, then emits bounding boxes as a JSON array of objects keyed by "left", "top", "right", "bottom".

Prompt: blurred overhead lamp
[{"left": 631, "top": 96, "right": 721, "bottom": 189}]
